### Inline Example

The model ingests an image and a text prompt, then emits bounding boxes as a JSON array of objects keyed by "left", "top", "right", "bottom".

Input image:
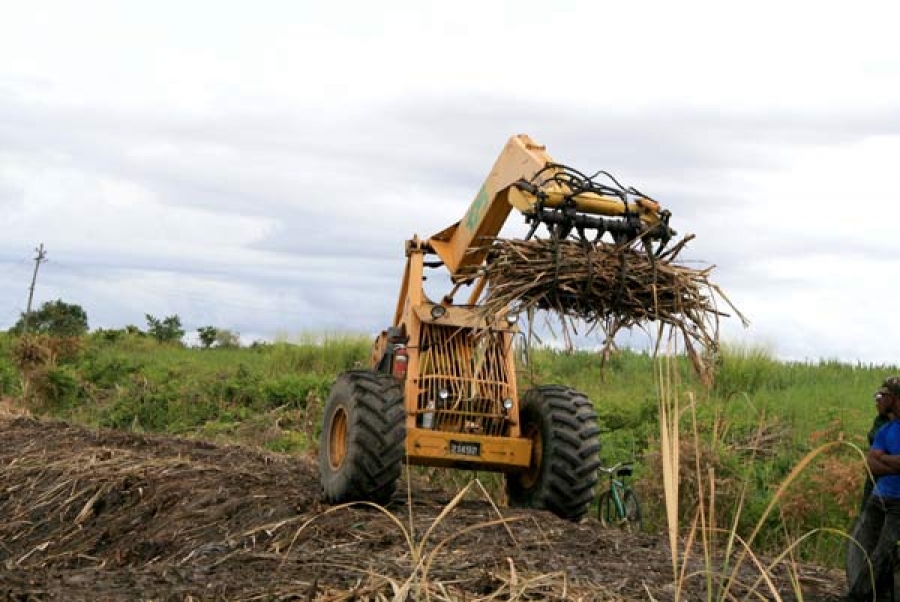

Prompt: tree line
[{"left": 9, "top": 299, "right": 240, "bottom": 348}]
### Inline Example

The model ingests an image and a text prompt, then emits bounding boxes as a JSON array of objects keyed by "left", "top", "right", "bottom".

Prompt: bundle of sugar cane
[{"left": 477, "top": 234, "right": 746, "bottom": 377}]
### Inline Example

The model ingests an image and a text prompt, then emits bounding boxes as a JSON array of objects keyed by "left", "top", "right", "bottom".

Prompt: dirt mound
[{"left": 0, "top": 415, "right": 842, "bottom": 601}]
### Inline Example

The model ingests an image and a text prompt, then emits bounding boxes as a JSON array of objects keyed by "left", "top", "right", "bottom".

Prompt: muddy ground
[{"left": 0, "top": 414, "right": 844, "bottom": 601}]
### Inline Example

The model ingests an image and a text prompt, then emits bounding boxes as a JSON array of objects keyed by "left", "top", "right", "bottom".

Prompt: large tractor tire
[
  {"left": 319, "top": 370, "right": 405, "bottom": 505},
  {"left": 506, "top": 385, "right": 601, "bottom": 521}
]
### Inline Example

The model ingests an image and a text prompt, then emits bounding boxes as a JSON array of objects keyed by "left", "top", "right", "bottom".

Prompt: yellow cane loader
[{"left": 318, "top": 134, "right": 673, "bottom": 520}]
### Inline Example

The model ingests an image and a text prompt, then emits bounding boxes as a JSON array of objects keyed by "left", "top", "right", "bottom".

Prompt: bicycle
[{"left": 596, "top": 462, "right": 642, "bottom": 531}]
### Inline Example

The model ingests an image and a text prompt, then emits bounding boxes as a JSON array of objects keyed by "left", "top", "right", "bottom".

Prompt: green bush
[
  {"left": 11, "top": 299, "right": 89, "bottom": 337},
  {"left": 264, "top": 431, "right": 308, "bottom": 453},
  {"left": 0, "top": 335, "right": 19, "bottom": 396},
  {"left": 260, "top": 373, "right": 330, "bottom": 409},
  {"left": 81, "top": 354, "right": 144, "bottom": 389},
  {"left": 34, "top": 365, "right": 84, "bottom": 411},
  {"left": 100, "top": 386, "right": 172, "bottom": 431}
]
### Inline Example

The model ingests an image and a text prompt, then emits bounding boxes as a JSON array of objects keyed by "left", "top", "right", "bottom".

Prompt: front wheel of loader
[
  {"left": 506, "top": 385, "right": 601, "bottom": 521},
  {"left": 319, "top": 370, "right": 405, "bottom": 505}
]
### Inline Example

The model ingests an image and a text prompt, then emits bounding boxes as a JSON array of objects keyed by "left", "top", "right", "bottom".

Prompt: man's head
[
  {"left": 875, "top": 376, "right": 900, "bottom": 416},
  {"left": 883, "top": 376, "right": 900, "bottom": 397}
]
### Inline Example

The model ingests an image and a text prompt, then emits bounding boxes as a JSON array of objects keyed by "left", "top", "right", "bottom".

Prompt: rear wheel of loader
[
  {"left": 319, "top": 370, "right": 405, "bottom": 505},
  {"left": 506, "top": 385, "right": 601, "bottom": 521}
]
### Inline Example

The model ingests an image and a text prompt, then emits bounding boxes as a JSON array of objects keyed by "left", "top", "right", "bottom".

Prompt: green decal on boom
[{"left": 464, "top": 185, "right": 490, "bottom": 233}]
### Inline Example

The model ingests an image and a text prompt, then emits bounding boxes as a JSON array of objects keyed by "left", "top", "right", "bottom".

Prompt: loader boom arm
[
  {"left": 428, "top": 134, "right": 553, "bottom": 278},
  {"left": 427, "top": 134, "right": 671, "bottom": 281}
]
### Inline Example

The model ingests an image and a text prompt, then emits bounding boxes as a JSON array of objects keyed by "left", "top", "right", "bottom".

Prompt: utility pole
[{"left": 23, "top": 243, "right": 47, "bottom": 335}]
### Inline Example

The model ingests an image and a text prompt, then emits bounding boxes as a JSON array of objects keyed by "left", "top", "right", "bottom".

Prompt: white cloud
[{"left": 1, "top": 1, "right": 899, "bottom": 364}]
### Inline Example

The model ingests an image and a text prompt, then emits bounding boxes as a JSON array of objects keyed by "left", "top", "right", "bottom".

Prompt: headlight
[
  {"left": 505, "top": 312, "right": 518, "bottom": 325},
  {"left": 438, "top": 388, "right": 450, "bottom": 401},
  {"left": 430, "top": 305, "right": 447, "bottom": 320},
  {"left": 502, "top": 398, "right": 514, "bottom": 411}
]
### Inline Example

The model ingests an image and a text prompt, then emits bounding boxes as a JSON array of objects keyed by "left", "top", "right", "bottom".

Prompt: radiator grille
[{"left": 415, "top": 324, "right": 513, "bottom": 437}]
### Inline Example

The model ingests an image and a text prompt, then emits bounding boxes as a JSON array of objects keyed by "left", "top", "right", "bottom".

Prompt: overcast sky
[{"left": 1, "top": 1, "right": 899, "bottom": 364}]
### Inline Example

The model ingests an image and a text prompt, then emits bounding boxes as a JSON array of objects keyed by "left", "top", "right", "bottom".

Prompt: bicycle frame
[
  {"left": 597, "top": 462, "right": 641, "bottom": 530},
  {"left": 602, "top": 464, "right": 633, "bottom": 520}
]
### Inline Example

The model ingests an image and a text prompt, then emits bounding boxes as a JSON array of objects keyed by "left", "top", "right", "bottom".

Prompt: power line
[{"left": 22, "top": 243, "right": 47, "bottom": 334}]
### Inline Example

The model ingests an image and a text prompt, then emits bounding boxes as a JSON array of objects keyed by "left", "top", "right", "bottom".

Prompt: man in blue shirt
[
  {"left": 848, "top": 376, "right": 900, "bottom": 602},
  {"left": 863, "top": 394, "right": 895, "bottom": 510}
]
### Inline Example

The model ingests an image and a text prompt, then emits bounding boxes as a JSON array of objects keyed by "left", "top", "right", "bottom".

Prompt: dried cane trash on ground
[
  {"left": 478, "top": 235, "right": 748, "bottom": 379},
  {"left": 0, "top": 414, "right": 841, "bottom": 601}
]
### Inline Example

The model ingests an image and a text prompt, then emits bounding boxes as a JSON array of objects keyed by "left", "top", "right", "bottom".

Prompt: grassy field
[{"left": 1, "top": 329, "right": 892, "bottom": 568}]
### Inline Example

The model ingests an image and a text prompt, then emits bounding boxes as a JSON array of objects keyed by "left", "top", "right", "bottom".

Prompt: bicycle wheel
[
  {"left": 597, "top": 490, "right": 617, "bottom": 527},
  {"left": 622, "top": 489, "right": 642, "bottom": 532}
]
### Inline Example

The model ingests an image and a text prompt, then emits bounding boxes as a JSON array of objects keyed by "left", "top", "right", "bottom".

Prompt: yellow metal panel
[
  {"left": 406, "top": 428, "right": 533, "bottom": 470},
  {"left": 403, "top": 248, "right": 426, "bottom": 431},
  {"left": 429, "top": 135, "right": 554, "bottom": 278},
  {"left": 507, "top": 187, "right": 662, "bottom": 227},
  {"left": 411, "top": 303, "right": 518, "bottom": 332},
  {"left": 413, "top": 304, "right": 487, "bottom": 329}
]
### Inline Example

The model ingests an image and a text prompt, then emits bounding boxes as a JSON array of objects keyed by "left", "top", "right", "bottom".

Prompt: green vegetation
[
  {"left": 197, "top": 325, "right": 241, "bottom": 349},
  {"left": 0, "top": 329, "right": 890, "bottom": 568},
  {"left": 144, "top": 314, "right": 185, "bottom": 343},
  {"left": 11, "top": 299, "right": 89, "bottom": 337}
]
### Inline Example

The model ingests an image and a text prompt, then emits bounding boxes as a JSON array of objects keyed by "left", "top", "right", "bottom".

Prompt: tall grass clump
[
  {"left": 713, "top": 342, "right": 784, "bottom": 398},
  {"left": 524, "top": 346, "right": 695, "bottom": 463},
  {"left": 652, "top": 340, "right": 869, "bottom": 601},
  {"left": 269, "top": 332, "right": 371, "bottom": 374},
  {"left": 0, "top": 332, "right": 22, "bottom": 397},
  {"left": 9, "top": 334, "right": 85, "bottom": 412},
  {"left": 713, "top": 343, "right": 889, "bottom": 444},
  {"left": 5, "top": 331, "right": 372, "bottom": 452}
]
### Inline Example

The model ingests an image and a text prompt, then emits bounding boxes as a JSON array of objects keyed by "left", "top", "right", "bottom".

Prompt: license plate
[{"left": 449, "top": 440, "right": 481, "bottom": 457}]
